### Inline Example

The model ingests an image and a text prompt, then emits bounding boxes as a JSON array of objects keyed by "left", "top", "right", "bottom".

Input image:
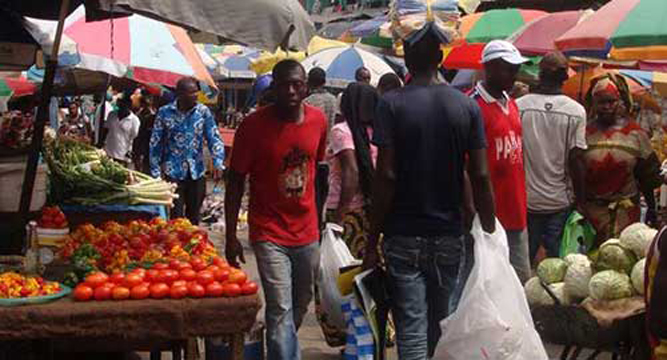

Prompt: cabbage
[
  {"left": 631, "top": 259, "right": 646, "bottom": 295},
  {"left": 537, "top": 258, "right": 568, "bottom": 284},
  {"left": 564, "top": 259, "right": 592, "bottom": 300},
  {"left": 588, "top": 270, "right": 634, "bottom": 301},
  {"left": 564, "top": 254, "right": 590, "bottom": 267},
  {"left": 525, "top": 277, "right": 569, "bottom": 306},
  {"left": 620, "top": 224, "right": 657, "bottom": 259},
  {"left": 596, "top": 239, "right": 637, "bottom": 274}
]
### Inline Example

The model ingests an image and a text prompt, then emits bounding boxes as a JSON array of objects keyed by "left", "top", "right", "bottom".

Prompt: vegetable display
[
  {"left": 60, "top": 218, "right": 219, "bottom": 285},
  {"left": 563, "top": 257, "right": 592, "bottom": 300},
  {"left": 524, "top": 278, "right": 568, "bottom": 306},
  {"left": 0, "top": 110, "right": 33, "bottom": 149},
  {"left": 596, "top": 239, "right": 637, "bottom": 274},
  {"left": 536, "top": 258, "right": 568, "bottom": 284},
  {"left": 619, "top": 223, "right": 656, "bottom": 259},
  {"left": 527, "top": 223, "right": 655, "bottom": 306},
  {"left": 0, "top": 272, "right": 62, "bottom": 298},
  {"left": 589, "top": 270, "right": 634, "bottom": 301},
  {"left": 44, "top": 139, "right": 177, "bottom": 206},
  {"left": 631, "top": 259, "right": 646, "bottom": 295},
  {"left": 38, "top": 206, "right": 68, "bottom": 229},
  {"left": 73, "top": 257, "right": 258, "bottom": 302}
]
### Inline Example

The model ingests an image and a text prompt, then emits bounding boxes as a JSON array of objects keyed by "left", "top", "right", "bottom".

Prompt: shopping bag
[
  {"left": 434, "top": 216, "right": 548, "bottom": 360},
  {"left": 559, "top": 211, "right": 596, "bottom": 258},
  {"left": 342, "top": 295, "right": 375, "bottom": 360},
  {"left": 318, "top": 223, "right": 359, "bottom": 330}
]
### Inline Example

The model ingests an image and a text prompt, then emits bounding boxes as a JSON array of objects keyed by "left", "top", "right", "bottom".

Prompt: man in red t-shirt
[
  {"left": 225, "top": 60, "right": 327, "bottom": 360},
  {"left": 470, "top": 40, "right": 531, "bottom": 283}
]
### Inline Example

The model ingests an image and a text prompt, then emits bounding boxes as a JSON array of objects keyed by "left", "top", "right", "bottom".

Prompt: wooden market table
[{"left": 0, "top": 295, "right": 261, "bottom": 360}]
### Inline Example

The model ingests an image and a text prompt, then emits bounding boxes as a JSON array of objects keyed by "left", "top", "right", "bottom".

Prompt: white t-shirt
[
  {"left": 517, "top": 94, "right": 587, "bottom": 213},
  {"left": 104, "top": 111, "right": 140, "bottom": 161}
]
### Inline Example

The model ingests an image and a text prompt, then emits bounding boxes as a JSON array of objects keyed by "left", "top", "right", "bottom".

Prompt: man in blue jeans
[
  {"left": 517, "top": 52, "right": 587, "bottom": 262},
  {"left": 363, "top": 25, "right": 496, "bottom": 360},
  {"left": 225, "top": 60, "right": 328, "bottom": 360}
]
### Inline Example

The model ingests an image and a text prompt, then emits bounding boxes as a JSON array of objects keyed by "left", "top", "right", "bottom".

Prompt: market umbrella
[
  {"left": 509, "top": 10, "right": 593, "bottom": 56},
  {"left": 26, "top": 6, "right": 216, "bottom": 91},
  {"left": 441, "top": 9, "right": 546, "bottom": 69},
  {"left": 457, "top": 9, "right": 547, "bottom": 44},
  {"left": 197, "top": 44, "right": 262, "bottom": 79},
  {"left": 307, "top": 36, "right": 348, "bottom": 55},
  {"left": 556, "top": 0, "right": 667, "bottom": 61},
  {"left": 563, "top": 66, "right": 661, "bottom": 114},
  {"left": 0, "top": 75, "right": 37, "bottom": 112},
  {"left": 300, "top": 45, "right": 395, "bottom": 88},
  {"left": 90, "top": 0, "right": 315, "bottom": 51},
  {"left": 0, "top": 76, "right": 38, "bottom": 98},
  {"left": 620, "top": 70, "right": 667, "bottom": 97}
]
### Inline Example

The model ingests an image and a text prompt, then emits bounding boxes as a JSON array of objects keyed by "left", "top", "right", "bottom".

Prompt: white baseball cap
[{"left": 481, "top": 40, "right": 529, "bottom": 65}]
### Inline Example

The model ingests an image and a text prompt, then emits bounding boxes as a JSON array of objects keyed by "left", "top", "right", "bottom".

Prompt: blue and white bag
[{"left": 342, "top": 296, "right": 375, "bottom": 360}]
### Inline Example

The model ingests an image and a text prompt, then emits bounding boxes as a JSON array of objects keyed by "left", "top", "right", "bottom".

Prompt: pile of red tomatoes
[{"left": 73, "top": 256, "right": 258, "bottom": 301}]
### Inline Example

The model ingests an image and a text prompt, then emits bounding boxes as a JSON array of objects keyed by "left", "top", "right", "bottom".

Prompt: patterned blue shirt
[{"left": 150, "top": 102, "right": 225, "bottom": 180}]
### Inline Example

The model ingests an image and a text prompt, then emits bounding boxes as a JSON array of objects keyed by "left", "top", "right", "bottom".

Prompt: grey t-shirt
[{"left": 517, "top": 93, "right": 587, "bottom": 213}]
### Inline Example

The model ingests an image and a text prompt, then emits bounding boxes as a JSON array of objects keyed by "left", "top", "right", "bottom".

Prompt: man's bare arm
[{"left": 467, "top": 148, "right": 496, "bottom": 233}]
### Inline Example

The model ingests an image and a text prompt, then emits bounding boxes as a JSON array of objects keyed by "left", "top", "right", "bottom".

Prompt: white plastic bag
[
  {"left": 434, "top": 217, "right": 548, "bottom": 360},
  {"left": 318, "top": 223, "right": 358, "bottom": 330}
]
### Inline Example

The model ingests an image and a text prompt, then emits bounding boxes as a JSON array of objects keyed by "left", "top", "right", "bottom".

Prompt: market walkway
[{"left": 139, "top": 228, "right": 611, "bottom": 360}]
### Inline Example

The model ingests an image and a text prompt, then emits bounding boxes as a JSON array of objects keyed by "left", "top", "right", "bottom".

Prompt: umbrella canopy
[
  {"left": 27, "top": 6, "right": 216, "bottom": 91},
  {"left": 197, "top": 44, "right": 262, "bottom": 79},
  {"left": 301, "top": 46, "right": 395, "bottom": 88},
  {"left": 441, "top": 9, "right": 546, "bottom": 69},
  {"left": 620, "top": 70, "right": 667, "bottom": 97},
  {"left": 563, "top": 66, "right": 661, "bottom": 113},
  {"left": 0, "top": 76, "right": 37, "bottom": 98},
  {"left": 509, "top": 10, "right": 593, "bottom": 56},
  {"left": 457, "top": 9, "right": 546, "bottom": 44},
  {"left": 556, "top": 0, "right": 667, "bottom": 61},
  {"left": 92, "top": 0, "right": 315, "bottom": 51},
  {"left": 308, "top": 36, "right": 348, "bottom": 55}
]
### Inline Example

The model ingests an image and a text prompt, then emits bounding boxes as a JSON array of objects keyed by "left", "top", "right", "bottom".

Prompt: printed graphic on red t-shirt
[{"left": 281, "top": 147, "right": 310, "bottom": 198}]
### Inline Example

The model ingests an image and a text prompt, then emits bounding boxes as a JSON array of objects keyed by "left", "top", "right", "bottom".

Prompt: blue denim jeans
[
  {"left": 528, "top": 209, "right": 571, "bottom": 262},
  {"left": 384, "top": 235, "right": 465, "bottom": 360},
  {"left": 252, "top": 241, "right": 320, "bottom": 360}
]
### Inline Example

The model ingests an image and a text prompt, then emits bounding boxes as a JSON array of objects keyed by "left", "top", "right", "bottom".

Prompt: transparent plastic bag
[
  {"left": 435, "top": 217, "right": 548, "bottom": 360},
  {"left": 318, "top": 223, "right": 358, "bottom": 330}
]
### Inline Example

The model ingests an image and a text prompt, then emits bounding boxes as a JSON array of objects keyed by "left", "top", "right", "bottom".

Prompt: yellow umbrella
[
  {"left": 250, "top": 49, "right": 306, "bottom": 75},
  {"left": 307, "top": 36, "right": 347, "bottom": 55}
]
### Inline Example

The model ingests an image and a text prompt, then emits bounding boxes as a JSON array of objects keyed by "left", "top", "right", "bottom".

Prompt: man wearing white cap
[{"left": 470, "top": 40, "right": 531, "bottom": 283}]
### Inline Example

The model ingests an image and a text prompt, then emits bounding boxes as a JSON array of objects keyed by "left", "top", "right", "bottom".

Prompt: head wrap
[
  {"left": 591, "top": 77, "right": 620, "bottom": 98},
  {"left": 585, "top": 74, "right": 634, "bottom": 119}
]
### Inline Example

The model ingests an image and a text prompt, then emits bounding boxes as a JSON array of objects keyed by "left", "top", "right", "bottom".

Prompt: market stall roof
[{"left": 89, "top": 0, "right": 316, "bottom": 51}]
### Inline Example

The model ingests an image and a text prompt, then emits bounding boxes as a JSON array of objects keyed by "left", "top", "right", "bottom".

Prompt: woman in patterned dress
[
  {"left": 581, "top": 74, "right": 663, "bottom": 244},
  {"left": 315, "top": 82, "right": 379, "bottom": 347}
]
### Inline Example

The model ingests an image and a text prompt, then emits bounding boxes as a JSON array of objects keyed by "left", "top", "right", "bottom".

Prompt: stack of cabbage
[{"left": 525, "top": 223, "right": 655, "bottom": 306}]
